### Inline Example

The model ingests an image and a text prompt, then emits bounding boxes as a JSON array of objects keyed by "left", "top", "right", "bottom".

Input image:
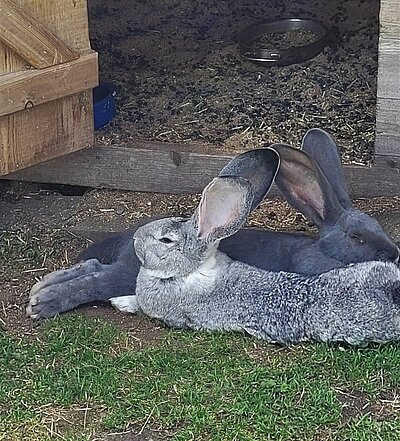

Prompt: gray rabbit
[
  {"left": 221, "top": 129, "right": 399, "bottom": 273},
  {"left": 27, "top": 129, "right": 399, "bottom": 319},
  {"left": 110, "top": 174, "right": 400, "bottom": 346},
  {"left": 79, "top": 130, "right": 398, "bottom": 272}
]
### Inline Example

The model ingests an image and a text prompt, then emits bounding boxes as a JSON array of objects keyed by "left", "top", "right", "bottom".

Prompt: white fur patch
[
  {"left": 110, "top": 296, "right": 140, "bottom": 313},
  {"left": 184, "top": 255, "right": 222, "bottom": 290}
]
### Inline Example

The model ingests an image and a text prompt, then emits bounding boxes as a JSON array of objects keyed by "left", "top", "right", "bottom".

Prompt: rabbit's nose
[
  {"left": 394, "top": 246, "right": 400, "bottom": 265},
  {"left": 376, "top": 246, "right": 400, "bottom": 263},
  {"left": 386, "top": 245, "right": 400, "bottom": 264}
]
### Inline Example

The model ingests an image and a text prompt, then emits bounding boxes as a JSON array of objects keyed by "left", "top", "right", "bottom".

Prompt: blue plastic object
[{"left": 93, "top": 82, "right": 116, "bottom": 129}]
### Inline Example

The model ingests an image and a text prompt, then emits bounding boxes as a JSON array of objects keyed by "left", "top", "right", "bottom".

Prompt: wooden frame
[
  {"left": 3, "top": 0, "right": 400, "bottom": 197},
  {"left": 375, "top": 0, "right": 400, "bottom": 161},
  {"left": 0, "top": 0, "right": 98, "bottom": 175}
]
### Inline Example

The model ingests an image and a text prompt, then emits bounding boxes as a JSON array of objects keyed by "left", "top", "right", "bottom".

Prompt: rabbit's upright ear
[
  {"left": 197, "top": 177, "right": 254, "bottom": 242},
  {"left": 219, "top": 148, "right": 280, "bottom": 210},
  {"left": 271, "top": 144, "right": 344, "bottom": 228},
  {"left": 301, "top": 128, "right": 352, "bottom": 209}
]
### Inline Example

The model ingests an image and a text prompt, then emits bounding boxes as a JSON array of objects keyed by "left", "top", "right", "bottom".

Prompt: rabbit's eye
[
  {"left": 351, "top": 234, "right": 364, "bottom": 244},
  {"left": 159, "top": 237, "right": 174, "bottom": 244}
]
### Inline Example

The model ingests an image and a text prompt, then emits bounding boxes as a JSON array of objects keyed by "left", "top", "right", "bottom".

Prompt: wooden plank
[
  {"left": 2, "top": 143, "right": 229, "bottom": 194},
  {"left": 375, "top": 97, "right": 400, "bottom": 157},
  {"left": 0, "top": 0, "right": 79, "bottom": 69},
  {"left": 375, "top": 134, "right": 400, "bottom": 159},
  {"left": 0, "top": 51, "right": 98, "bottom": 118},
  {"left": 0, "top": 91, "right": 94, "bottom": 175},
  {"left": 377, "top": 37, "right": 400, "bottom": 100},
  {"left": 380, "top": 0, "right": 400, "bottom": 40},
  {"left": 376, "top": 1, "right": 400, "bottom": 158},
  {"left": 0, "top": 0, "right": 96, "bottom": 175},
  {"left": 3, "top": 143, "right": 400, "bottom": 198}
]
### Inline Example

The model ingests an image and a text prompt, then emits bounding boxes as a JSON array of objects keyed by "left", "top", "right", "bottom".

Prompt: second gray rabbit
[
  {"left": 110, "top": 175, "right": 400, "bottom": 346},
  {"left": 221, "top": 129, "right": 399, "bottom": 272}
]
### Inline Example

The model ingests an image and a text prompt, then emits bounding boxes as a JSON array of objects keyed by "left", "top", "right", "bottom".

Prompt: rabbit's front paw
[
  {"left": 110, "top": 296, "right": 140, "bottom": 314},
  {"left": 30, "top": 259, "right": 101, "bottom": 297},
  {"left": 27, "top": 288, "right": 65, "bottom": 319},
  {"left": 27, "top": 260, "right": 102, "bottom": 319}
]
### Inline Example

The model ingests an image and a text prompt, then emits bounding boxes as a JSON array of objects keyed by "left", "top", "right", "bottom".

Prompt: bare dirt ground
[{"left": 1, "top": 180, "right": 399, "bottom": 339}]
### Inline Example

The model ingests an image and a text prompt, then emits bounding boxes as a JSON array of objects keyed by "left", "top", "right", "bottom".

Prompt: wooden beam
[
  {"left": 380, "top": 0, "right": 400, "bottom": 40},
  {"left": 377, "top": 37, "right": 400, "bottom": 100},
  {"left": 0, "top": 0, "right": 79, "bottom": 69},
  {"left": 3, "top": 143, "right": 400, "bottom": 198},
  {"left": 0, "top": 51, "right": 98, "bottom": 118},
  {"left": 375, "top": 97, "right": 400, "bottom": 157}
]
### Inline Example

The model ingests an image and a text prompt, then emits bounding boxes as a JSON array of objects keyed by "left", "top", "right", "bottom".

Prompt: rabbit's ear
[
  {"left": 301, "top": 128, "right": 352, "bottom": 209},
  {"left": 271, "top": 144, "right": 344, "bottom": 228},
  {"left": 197, "top": 177, "right": 254, "bottom": 241},
  {"left": 219, "top": 148, "right": 280, "bottom": 210}
]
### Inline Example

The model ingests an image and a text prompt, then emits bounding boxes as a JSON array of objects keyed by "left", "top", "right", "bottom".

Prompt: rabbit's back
[
  {"left": 223, "top": 261, "right": 400, "bottom": 345},
  {"left": 305, "top": 262, "right": 400, "bottom": 344},
  {"left": 137, "top": 255, "right": 400, "bottom": 345}
]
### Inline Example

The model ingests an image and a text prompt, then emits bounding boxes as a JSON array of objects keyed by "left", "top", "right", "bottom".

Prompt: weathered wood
[
  {"left": 0, "top": 0, "right": 79, "bottom": 69},
  {"left": 0, "top": 92, "right": 94, "bottom": 175},
  {"left": 0, "top": 51, "right": 98, "bottom": 118},
  {"left": 0, "top": 0, "right": 96, "bottom": 175},
  {"left": 3, "top": 143, "right": 400, "bottom": 198},
  {"left": 377, "top": 37, "right": 400, "bottom": 100},
  {"left": 3, "top": 143, "right": 229, "bottom": 194},
  {"left": 375, "top": 0, "right": 400, "bottom": 159},
  {"left": 375, "top": 97, "right": 400, "bottom": 157},
  {"left": 380, "top": 0, "right": 400, "bottom": 40}
]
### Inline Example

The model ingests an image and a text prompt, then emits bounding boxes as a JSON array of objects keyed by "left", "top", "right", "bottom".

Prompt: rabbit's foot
[
  {"left": 30, "top": 259, "right": 102, "bottom": 297},
  {"left": 110, "top": 296, "right": 140, "bottom": 314},
  {"left": 27, "top": 259, "right": 104, "bottom": 319},
  {"left": 27, "top": 288, "right": 66, "bottom": 319},
  {"left": 27, "top": 276, "right": 102, "bottom": 319}
]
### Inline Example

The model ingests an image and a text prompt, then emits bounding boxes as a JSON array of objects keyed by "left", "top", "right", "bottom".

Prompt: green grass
[
  {"left": 1, "top": 315, "right": 400, "bottom": 440},
  {"left": 0, "top": 229, "right": 88, "bottom": 279}
]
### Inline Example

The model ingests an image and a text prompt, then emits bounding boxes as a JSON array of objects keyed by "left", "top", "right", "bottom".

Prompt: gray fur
[{"left": 111, "top": 178, "right": 400, "bottom": 346}]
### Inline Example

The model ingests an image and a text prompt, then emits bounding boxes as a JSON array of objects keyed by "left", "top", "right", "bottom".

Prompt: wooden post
[{"left": 375, "top": 0, "right": 400, "bottom": 159}]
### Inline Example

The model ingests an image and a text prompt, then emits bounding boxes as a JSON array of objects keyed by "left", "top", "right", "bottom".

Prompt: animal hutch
[{"left": 0, "top": 0, "right": 399, "bottom": 197}]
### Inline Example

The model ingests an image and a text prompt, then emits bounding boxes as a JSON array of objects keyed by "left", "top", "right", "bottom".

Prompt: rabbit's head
[
  {"left": 133, "top": 148, "right": 281, "bottom": 278},
  {"left": 133, "top": 177, "right": 257, "bottom": 278},
  {"left": 319, "top": 208, "right": 399, "bottom": 263},
  {"left": 272, "top": 130, "right": 399, "bottom": 265}
]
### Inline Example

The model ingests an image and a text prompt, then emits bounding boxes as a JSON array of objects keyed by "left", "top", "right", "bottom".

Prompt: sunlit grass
[{"left": 1, "top": 315, "right": 400, "bottom": 440}]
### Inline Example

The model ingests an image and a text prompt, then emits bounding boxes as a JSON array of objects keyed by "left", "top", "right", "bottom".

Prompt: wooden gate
[{"left": 0, "top": 0, "right": 98, "bottom": 175}]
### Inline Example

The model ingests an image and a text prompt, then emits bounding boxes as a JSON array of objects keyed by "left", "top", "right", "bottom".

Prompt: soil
[
  {"left": 88, "top": 0, "right": 379, "bottom": 164},
  {"left": 336, "top": 389, "right": 400, "bottom": 422}
]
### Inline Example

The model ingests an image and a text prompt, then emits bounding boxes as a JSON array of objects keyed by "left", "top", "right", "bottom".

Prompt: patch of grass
[
  {"left": 335, "top": 417, "right": 400, "bottom": 441},
  {"left": 1, "top": 315, "right": 400, "bottom": 440},
  {"left": 0, "top": 230, "right": 44, "bottom": 277},
  {"left": 0, "top": 229, "right": 87, "bottom": 279}
]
